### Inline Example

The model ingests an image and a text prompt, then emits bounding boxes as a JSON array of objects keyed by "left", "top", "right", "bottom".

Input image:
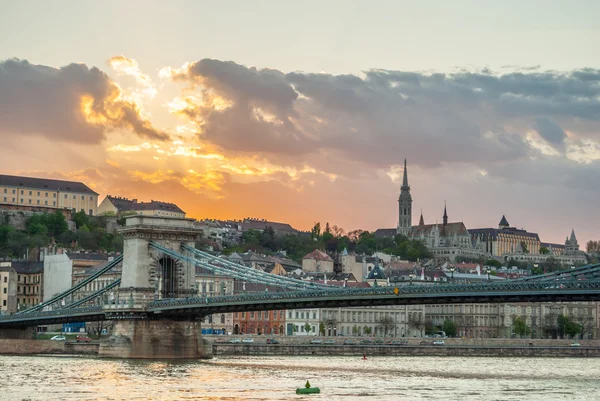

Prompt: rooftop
[
  {"left": 105, "top": 195, "right": 185, "bottom": 214},
  {"left": 0, "top": 174, "right": 97, "bottom": 195}
]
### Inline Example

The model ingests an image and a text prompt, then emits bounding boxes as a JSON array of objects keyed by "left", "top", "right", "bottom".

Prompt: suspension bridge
[{"left": 1, "top": 215, "right": 599, "bottom": 358}]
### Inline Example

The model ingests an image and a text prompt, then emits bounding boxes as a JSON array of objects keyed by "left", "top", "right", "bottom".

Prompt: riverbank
[
  {"left": 0, "top": 339, "right": 98, "bottom": 355},
  {"left": 212, "top": 343, "right": 600, "bottom": 357}
]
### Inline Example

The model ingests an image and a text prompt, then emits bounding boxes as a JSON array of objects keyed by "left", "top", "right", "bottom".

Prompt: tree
[
  {"left": 310, "top": 222, "right": 321, "bottom": 240},
  {"left": 324, "top": 222, "right": 331, "bottom": 234},
  {"left": 539, "top": 246, "right": 550, "bottom": 255},
  {"left": 408, "top": 314, "right": 426, "bottom": 337},
  {"left": 304, "top": 322, "right": 312, "bottom": 335},
  {"left": 331, "top": 225, "right": 345, "bottom": 238},
  {"left": 319, "top": 322, "right": 326, "bottom": 336},
  {"left": 442, "top": 319, "right": 457, "bottom": 337},
  {"left": 73, "top": 210, "right": 89, "bottom": 229},
  {"left": 512, "top": 315, "right": 531, "bottom": 338},
  {"left": 557, "top": 314, "right": 581, "bottom": 338},
  {"left": 364, "top": 326, "right": 372, "bottom": 335},
  {"left": 485, "top": 259, "right": 502, "bottom": 268},
  {"left": 575, "top": 315, "right": 595, "bottom": 339},
  {"left": 586, "top": 240, "right": 599, "bottom": 254},
  {"left": 377, "top": 316, "right": 396, "bottom": 337},
  {"left": 520, "top": 241, "right": 529, "bottom": 253},
  {"left": 241, "top": 229, "right": 262, "bottom": 247}
]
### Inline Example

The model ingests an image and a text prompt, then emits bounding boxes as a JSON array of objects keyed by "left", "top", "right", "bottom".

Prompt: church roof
[
  {"left": 499, "top": 215, "right": 509, "bottom": 227},
  {"left": 410, "top": 222, "right": 469, "bottom": 237},
  {"left": 569, "top": 229, "right": 577, "bottom": 243},
  {"left": 373, "top": 228, "right": 397, "bottom": 238}
]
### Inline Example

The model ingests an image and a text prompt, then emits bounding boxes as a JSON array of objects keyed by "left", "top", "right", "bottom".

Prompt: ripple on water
[{"left": 1, "top": 355, "right": 600, "bottom": 401}]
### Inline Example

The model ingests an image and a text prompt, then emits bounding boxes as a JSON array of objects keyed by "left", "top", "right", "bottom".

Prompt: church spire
[
  {"left": 401, "top": 158, "right": 409, "bottom": 190},
  {"left": 397, "top": 158, "right": 412, "bottom": 236},
  {"left": 443, "top": 201, "right": 448, "bottom": 226},
  {"left": 419, "top": 209, "right": 424, "bottom": 226}
]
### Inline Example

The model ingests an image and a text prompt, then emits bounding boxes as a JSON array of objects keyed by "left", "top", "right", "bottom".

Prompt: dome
[{"left": 367, "top": 260, "right": 386, "bottom": 280}]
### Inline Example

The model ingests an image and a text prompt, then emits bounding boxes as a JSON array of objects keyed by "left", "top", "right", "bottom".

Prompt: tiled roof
[
  {"left": 410, "top": 222, "right": 469, "bottom": 237},
  {"left": 373, "top": 228, "right": 396, "bottom": 238},
  {"left": 541, "top": 242, "right": 565, "bottom": 249},
  {"left": 240, "top": 218, "right": 297, "bottom": 233},
  {"left": 302, "top": 249, "right": 333, "bottom": 262},
  {"left": 469, "top": 227, "right": 540, "bottom": 241},
  {"left": 11, "top": 261, "right": 43, "bottom": 274},
  {"left": 105, "top": 196, "right": 185, "bottom": 214},
  {"left": 0, "top": 174, "right": 97, "bottom": 195},
  {"left": 66, "top": 252, "right": 111, "bottom": 261}
]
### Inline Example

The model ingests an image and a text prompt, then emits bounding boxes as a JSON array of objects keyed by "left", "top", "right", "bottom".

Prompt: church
[{"left": 374, "top": 160, "right": 478, "bottom": 260}]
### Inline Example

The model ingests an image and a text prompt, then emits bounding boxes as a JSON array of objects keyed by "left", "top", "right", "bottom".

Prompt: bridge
[{"left": 1, "top": 215, "right": 599, "bottom": 358}]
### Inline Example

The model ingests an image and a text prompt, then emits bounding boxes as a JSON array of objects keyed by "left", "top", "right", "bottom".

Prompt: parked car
[
  {"left": 242, "top": 338, "right": 254, "bottom": 343},
  {"left": 266, "top": 338, "right": 279, "bottom": 344},
  {"left": 310, "top": 338, "right": 323, "bottom": 344},
  {"left": 75, "top": 335, "right": 91, "bottom": 343},
  {"left": 215, "top": 338, "right": 228, "bottom": 343},
  {"left": 432, "top": 340, "right": 445, "bottom": 345},
  {"left": 50, "top": 335, "right": 66, "bottom": 341},
  {"left": 343, "top": 339, "right": 355, "bottom": 345},
  {"left": 360, "top": 339, "right": 373, "bottom": 345},
  {"left": 570, "top": 342, "right": 581, "bottom": 347},
  {"left": 324, "top": 339, "right": 336, "bottom": 345},
  {"left": 374, "top": 339, "right": 384, "bottom": 345},
  {"left": 228, "top": 338, "right": 241, "bottom": 344}
]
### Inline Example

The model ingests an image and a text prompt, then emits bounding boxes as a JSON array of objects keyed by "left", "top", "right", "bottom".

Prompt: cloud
[
  {"left": 160, "top": 59, "right": 600, "bottom": 190},
  {"left": 534, "top": 117, "right": 567, "bottom": 152},
  {"left": 108, "top": 55, "right": 157, "bottom": 99},
  {"left": 0, "top": 58, "right": 169, "bottom": 144}
]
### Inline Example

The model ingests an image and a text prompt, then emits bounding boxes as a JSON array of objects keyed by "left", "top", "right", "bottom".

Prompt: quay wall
[
  {"left": 0, "top": 340, "right": 98, "bottom": 355},
  {"left": 213, "top": 344, "right": 600, "bottom": 358}
]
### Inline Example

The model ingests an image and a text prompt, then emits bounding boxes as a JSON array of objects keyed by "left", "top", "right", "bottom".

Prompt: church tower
[{"left": 397, "top": 159, "right": 412, "bottom": 235}]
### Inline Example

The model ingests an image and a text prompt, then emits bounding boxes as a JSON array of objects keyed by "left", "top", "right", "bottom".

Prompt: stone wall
[
  {"left": 0, "top": 340, "right": 98, "bottom": 355},
  {"left": 213, "top": 344, "right": 600, "bottom": 358}
]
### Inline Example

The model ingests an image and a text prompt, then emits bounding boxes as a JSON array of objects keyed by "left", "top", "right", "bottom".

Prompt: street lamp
[
  {"left": 129, "top": 286, "right": 134, "bottom": 308},
  {"left": 449, "top": 267, "right": 455, "bottom": 282}
]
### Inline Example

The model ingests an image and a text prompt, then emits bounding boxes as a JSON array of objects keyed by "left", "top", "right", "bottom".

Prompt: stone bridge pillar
[
  {"left": 100, "top": 215, "right": 210, "bottom": 359},
  {"left": 117, "top": 215, "right": 200, "bottom": 305}
]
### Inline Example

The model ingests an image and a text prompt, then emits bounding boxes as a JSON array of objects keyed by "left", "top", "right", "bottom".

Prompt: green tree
[
  {"left": 377, "top": 316, "right": 396, "bottom": 337},
  {"left": 512, "top": 316, "right": 531, "bottom": 337},
  {"left": 319, "top": 322, "right": 326, "bottom": 336},
  {"left": 241, "top": 229, "right": 262, "bottom": 247},
  {"left": 485, "top": 259, "right": 502, "bottom": 268},
  {"left": 539, "top": 246, "right": 550, "bottom": 254},
  {"left": 442, "top": 319, "right": 457, "bottom": 337},
  {"left": 72, "top": 210, "right": 90, "bottom": 229},
  {"left": 557, "top": 314, "right": 581, "bottom": 338},
  {"left": 304, "top": 322, "right": 312, "bottom": 335},
  {"left": 364, "top": 326, "right": 372, "bottom": 335}
]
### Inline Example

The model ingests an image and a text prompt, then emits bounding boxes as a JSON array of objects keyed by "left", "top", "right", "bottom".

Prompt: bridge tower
[{"left": 100, "top": 215, "right": 210, "bottom": 359}]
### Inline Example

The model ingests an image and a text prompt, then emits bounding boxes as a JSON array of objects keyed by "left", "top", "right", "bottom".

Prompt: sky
[{"left": 0, "top": 1, "right": 599, "bottom": 246}]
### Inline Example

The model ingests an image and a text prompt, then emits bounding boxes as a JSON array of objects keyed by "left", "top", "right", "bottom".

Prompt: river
[{"left": 2, "top": 355, "right": 599, "bottom": 400}]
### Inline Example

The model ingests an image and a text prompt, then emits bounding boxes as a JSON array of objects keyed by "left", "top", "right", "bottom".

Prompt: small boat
[{"left": 296, "top": 380, "right": 320, "bottom": 394}]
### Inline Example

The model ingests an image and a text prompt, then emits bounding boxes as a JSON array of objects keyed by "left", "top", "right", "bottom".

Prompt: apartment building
[{"left": 0, "top": 174, "right": 98, "bottom": 215}]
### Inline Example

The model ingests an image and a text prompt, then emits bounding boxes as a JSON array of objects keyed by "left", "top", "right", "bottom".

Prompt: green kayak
[{"left": 296, "top": 387, "right": 320, "bottom": 394}]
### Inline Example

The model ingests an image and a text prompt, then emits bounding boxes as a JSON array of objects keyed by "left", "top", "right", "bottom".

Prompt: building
[
  {"left": 469, "top": 216, "right": 542, "bottom": 256},
  {"left": 0, "top": 262, "right": 17, "bottom": 314},
  {"left": 302, "top": 250, "right": 334, "bottom": 273},
  {"left": 13, "top": 261, "right": 43, "bottom": 311},
  {"left": 286, "top": 308, "right": 321, "bottom": 335},
  {"left": 194, "top": 219, "right": 241, "bottom": 246},
  {"left": 97, "top": 195, "right": 185, "bottom": 218},
  {"left": 238, "top": 217, "right": 298, "bottom": 234},
  {"left": 0, "top": 174, "right": 98, "bottom": 215},
  {"left": 233, "top": 309, "right": 286, "bottom": 335}
]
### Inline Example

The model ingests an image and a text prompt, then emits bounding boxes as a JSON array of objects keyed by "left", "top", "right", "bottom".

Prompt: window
[
  {"left": 64, "top": 194, "right": 67, "bottom": 198},
  {"left": 2, "top": 300, "right": 5, "bottom": 306},
  {"left": 12, "top": 198, "right": 14, "bottom": 202},
  {"left": 3, "top": 288, "right": 6, "bottom": 294},
  {"left": 3, "top": 197, "right": 5, "bottom": 202},
  {"left": 250, "top": 312, "right": 254, "bottom": 319},
  {"left": 45, "top": 201, "right": 48, "bottom": 205},
  {"left": 21, "top": 190, "right": 23, "bottom": 195},
  {"left": 37, "top": 200, "right": 40, "bottom": 205},
  {"left": 28, "top": 199, "right": 31, "bottom": 204},
  {"left": 3, "top": 276, "right": 6, "bottom": 283},
  {"left": 258, "top": 311, "right": 262, "bottom": 319},
  {"left": 53, "top": 201, "right": 56, "bottom": 206},
  {"left": 29, "top": 191, "right": 32, "bottom": 195},
  {"left": 12, "top": 189, "right": 15, "bottom": 194},
  {"left": 90, "top": 196, "right": 93, "bottom": 200},
  {"left": 53, "top": 193, "right": 56, "bottom": 198},
  {"left": 45, "top": 192, "right": 48, "bottom": 197},
  {"left": 89, "top": 209, "right": 93, "bottom": 215},
  {"left": 81, "top": 195, "right": 84, "bottom": 200},
  {"left": 73, "top": 195, "right": 76, "bottom": 199}
]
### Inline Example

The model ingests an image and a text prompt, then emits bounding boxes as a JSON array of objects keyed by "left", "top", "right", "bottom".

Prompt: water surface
[{"left": 2, "top": 355, "right": 599, "bottom": 400}]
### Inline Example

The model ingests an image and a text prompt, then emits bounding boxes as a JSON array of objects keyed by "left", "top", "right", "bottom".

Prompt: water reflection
[{"left": 1, "top": 355, "right": 600, "bottom": 400}]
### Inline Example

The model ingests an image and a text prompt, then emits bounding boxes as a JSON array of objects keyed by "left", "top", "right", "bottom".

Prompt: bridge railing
[
  {"left": 146, "top": 279, "right": 600, "bottom": 310},
  {"left": 0, "top": 306, "right": 104, "bottom": 322}
]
